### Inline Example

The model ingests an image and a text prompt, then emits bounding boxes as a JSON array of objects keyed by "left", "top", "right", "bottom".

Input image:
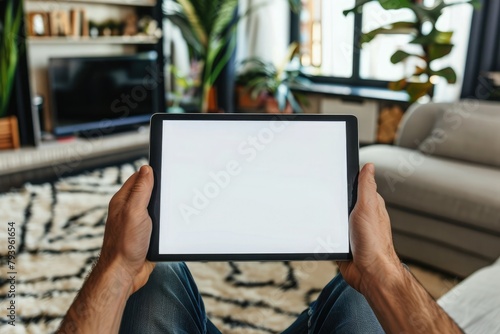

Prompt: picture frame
[{"left": 27, "top": 12, "right": 50, "bottom": 37}]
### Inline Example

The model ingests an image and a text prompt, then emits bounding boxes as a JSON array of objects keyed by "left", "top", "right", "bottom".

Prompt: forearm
[
  {"left": 57, "top": 261, "right": 132, "bottom": 334},
  {"left": 363, "top": 264, "right": 463, "bottom": 334}
]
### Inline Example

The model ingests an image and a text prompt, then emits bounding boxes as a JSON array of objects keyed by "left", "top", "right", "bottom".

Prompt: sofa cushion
[
  {"left": 360, "top": 145, "right": 500, "bottom": 233},
  {"left": 438, "top": 257, "right": 500, "bottom": 333},
  {"left": 418, "top": 111, "right": 500, "bottom": 167}
]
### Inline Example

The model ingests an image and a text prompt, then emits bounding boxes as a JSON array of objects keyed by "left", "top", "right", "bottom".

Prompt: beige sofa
[
  {"left": 360, "top": 100, "right": 500, "bottom": 277},
  {"left": 438, "top": 257, "right": 500, "bottom": 333}
]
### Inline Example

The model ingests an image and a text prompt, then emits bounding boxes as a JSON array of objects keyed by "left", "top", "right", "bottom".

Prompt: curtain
[{"left": 461, "top": 0, "right": 500, "bottom": 99}]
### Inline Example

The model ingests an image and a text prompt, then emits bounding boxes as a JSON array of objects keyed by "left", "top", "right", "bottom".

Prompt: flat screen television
[{"left": 49, "top": 52, "right": 160, "bottom": 137}]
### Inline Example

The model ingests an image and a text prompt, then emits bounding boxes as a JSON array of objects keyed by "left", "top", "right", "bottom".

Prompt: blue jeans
[{"left": 120, "top": 263, "right": 384, "bottom": 334}]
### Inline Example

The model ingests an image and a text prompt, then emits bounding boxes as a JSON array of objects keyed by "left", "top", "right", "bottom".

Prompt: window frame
[{"left": 290, "top": 8, "right": 392, "bottom": 89}]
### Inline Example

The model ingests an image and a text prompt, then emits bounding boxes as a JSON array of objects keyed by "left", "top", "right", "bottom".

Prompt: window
[
  {"left": 359, "top": 2, "right": 418, "bottom": 81},
  {"left": 299, "top": 0, "right": 355, "bottom": 79},
  {"left": 296, "top": 0, "right": 474, "bottom": 100}
]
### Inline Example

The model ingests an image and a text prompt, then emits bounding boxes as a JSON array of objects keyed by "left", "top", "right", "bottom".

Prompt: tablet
[{"left": 147, "top": 113, "right": 358, "bottom": 262}]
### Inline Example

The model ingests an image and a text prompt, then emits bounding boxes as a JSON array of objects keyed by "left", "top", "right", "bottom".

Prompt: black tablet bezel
[{"left": 147, "top": 113, "right": 358, "bottom": 262}]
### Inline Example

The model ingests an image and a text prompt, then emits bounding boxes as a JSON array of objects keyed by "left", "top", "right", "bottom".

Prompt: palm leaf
[
  {"left": 177, "top": 0, "right": 208, "bottom": 47},
  {"left": 209, "top": 0, "right": 238, "bottom": 42},
  {"left": 0, "top": 0, "right": 22, "bottom": 118},
  {"left": 165, "top": 13, "right": 205, "bottom": 55},
  {"left": 206, "top": 26, "right": 238, "bottom": 87},
  {"left": 190, "top": 0, "right": 219, "bottom": 34},
  {"left": 276, "top": 42, "right": 299, "bottom": 80},
  {"left": 286, "top": 91, "right": 302, "bottom": 113}
]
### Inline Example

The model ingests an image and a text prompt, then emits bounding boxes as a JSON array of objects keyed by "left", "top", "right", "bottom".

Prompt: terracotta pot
[
  {"left": 236, "top": 85, "right": 262, "bottom": 110},
  {"left": 265, "top": 97, "right": 293, "bottom": 114},
  {"left": 0, "top": 115, "right": 20, "bottom": 150}
]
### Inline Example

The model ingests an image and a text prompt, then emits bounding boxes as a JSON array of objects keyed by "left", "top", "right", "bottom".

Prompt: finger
[
  {"left": 357, "top": 163, "right": 377, "bottom": 205},
  {"left": 127, "top": 165, "right": 154, "bottom": 209},
  {"left": 110, "top": 170, "right": 140, "bottom": 205}
]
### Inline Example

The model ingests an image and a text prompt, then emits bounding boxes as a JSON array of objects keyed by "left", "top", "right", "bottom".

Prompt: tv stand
[{"left": 0, "top": 128, "right": 149, "bottom": 191}]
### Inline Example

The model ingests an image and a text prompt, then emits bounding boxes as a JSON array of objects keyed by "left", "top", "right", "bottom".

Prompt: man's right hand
[
  {"left": 338, "top": 163, "right": 463, "bottom": 334},
  {"left": 338, "top": 163, "right": 404, "bottom": 296}
]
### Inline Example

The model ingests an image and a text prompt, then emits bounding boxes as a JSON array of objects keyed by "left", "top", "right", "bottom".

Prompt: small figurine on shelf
[
  {"left": 123, "top": 13, "right": 138, "bottom": 36},
  {"left": 101, "top": 21, "right": 112, "bottom": 36},
  {"left": 101, "top": 19, "right": 122, "bottom": 36},
  {"left": 138, "top": 16, "right": 162, "bottom": 38},
  {"left": 89, "top": 20, "right": 99, "bottom": 38}
]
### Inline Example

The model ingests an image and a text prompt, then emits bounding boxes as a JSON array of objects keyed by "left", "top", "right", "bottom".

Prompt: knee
[
  {"left": 153, "top": 262, "right": 188, "bottom": 276},
  {"left": 146, "top": 262, "right": 190, "bottom": 290},
  {"left": 316, "top": 273, "right": 368, "bottom": 311}
]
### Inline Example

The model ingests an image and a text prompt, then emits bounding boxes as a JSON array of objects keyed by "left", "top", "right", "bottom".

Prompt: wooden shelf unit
[
  {"left": 28, "top": 35, "right": 159, "bottom": 45},
  {"left": 26, "top": 0, "right": 156, "bottom": 7},
  {"left": 23, "top": 0, "right": 164, "bottom": 137}
]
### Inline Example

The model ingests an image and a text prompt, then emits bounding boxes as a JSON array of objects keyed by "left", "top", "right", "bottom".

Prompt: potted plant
[
  {"left": 164, "top": 0, "right": 301, "bottom": 113},
  {"left": 237, "top": 42, "right": 310, "bottom": 113},
  {"left": 0, "top": 0, "right": 22, "bottom": 149},
  {"left": 344, "top": 0, "right": 480, "bottom": 102}
]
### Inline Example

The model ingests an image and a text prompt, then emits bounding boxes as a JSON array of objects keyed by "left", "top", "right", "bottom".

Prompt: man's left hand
[{"left": 99, "top": 165, "right": 155, "bottom": 295}]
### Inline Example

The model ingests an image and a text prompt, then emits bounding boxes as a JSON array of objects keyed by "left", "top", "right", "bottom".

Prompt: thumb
[
  {"left": 357, "top": 163, "right": 377, "bottom": 205},
  {"left": 128, "top": 165, "right": 154, "bottom": 209}
]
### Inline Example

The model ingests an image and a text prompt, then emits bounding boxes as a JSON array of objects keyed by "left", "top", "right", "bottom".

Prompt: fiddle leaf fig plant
[
  {"left": 344, "top": 0, "right": 480, "bottom": 102},
  {"left": 0, "top": 0, "right": 22, "bottom": 118}
]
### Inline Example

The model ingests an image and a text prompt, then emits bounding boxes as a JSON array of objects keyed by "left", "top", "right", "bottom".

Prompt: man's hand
[
  {"left": 99, "top": 165, "right": 156, "bottom": 294},
  {"left": 338, "top": 163, "right": 463, "bottom": 334},
  {"left": 338, "top": 163, "right": 403, "bottom": 295},
  {"left": 58, "top": 165, "right": 155, "bottom": 333}
]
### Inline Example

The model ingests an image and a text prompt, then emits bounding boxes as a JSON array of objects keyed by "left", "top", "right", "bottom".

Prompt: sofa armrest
[
  {"left": 395, "top": 102, "right": 448, "bottom": 149},
  {"left": 395, "top": 100, "right": 500, "bottom": 149},
  {"left": 438, "top": 258, "right": 500, "bottom": 333}
]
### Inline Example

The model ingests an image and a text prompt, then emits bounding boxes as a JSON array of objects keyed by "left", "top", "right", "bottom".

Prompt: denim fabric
[{"left": 120, "top": 263, "right": 384, "bottom": 334}]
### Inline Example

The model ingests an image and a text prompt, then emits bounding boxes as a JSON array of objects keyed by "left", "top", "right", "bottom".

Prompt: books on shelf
[
  {"left": 70, "top": 10, "right": 81, "bottom": 37},
  {"left": 81, "top": 9, "right": 89, "bottom": 37},
  {"left": 50, "top": 11, "right": 71, "bottom": 36},
  {"left": 27, "top": 8, "right": 89, "bottom": 37}
]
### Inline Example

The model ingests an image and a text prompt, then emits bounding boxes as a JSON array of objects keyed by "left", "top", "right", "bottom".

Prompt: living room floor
[{"left": 0, "top": 158, "right": 460, "bottom": 333}]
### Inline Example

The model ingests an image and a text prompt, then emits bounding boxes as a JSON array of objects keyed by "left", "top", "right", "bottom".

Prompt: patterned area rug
[{"left": 0, "top": 159, "right": 456, "bottom": 333}]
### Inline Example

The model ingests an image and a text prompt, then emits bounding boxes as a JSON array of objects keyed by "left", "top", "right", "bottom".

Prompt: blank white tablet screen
[{"left": 159, "top": 120, "right": 349, "bottom": 255}]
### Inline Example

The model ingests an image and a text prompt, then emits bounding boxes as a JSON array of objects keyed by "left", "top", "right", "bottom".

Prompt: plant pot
[
  {"left": 265, "top": 97, "right": 293, "bottom": 114},
  {"left": 0, "top": 115, "right": 20, "bottom": 150},
  {"left": 236, "top": 85, "right": 262, "bottom": 110},
  {"left": 202, "top": 86, "right": 220, "bottom": 113}
]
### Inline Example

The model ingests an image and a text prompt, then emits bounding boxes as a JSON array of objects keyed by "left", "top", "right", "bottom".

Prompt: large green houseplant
[
  {"left": 0, "top": 0, "right": 23, "bottom": 149},
  {"left": 0, "top": 0, "right": 22, "bottom": 118},
  {"left": 344, "top": 0, "right": 479, "bottom": 102},
  {"left": 165, "top": 0, "right": 301, "bottom": 113}
]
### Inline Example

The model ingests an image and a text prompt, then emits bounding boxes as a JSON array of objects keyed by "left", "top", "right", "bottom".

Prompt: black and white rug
[
  {"left": 0, "top": 159, "right": 342, "bottom": 333},
  {"left": 0, "top": 159, "right": 454, "bottom": 333}
]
